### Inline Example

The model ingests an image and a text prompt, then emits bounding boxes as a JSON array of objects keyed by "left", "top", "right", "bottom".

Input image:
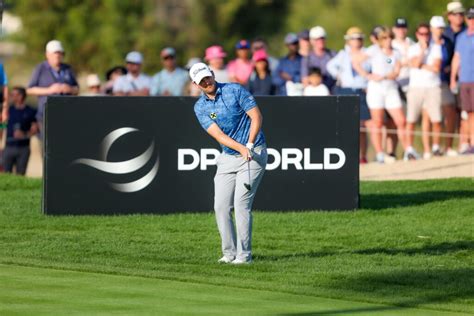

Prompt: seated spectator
[
  {"left": 3, "top": 87, "right": 38, "bottom": 176},
  {"left": 27, "top": 40, "right": 79, "bottom": 136},
  {"left": 273, "top": 33, "right": 302, "bottom": 95},
  {"left": 248, "top": 49, "right": 275, "bottom": 95},
  {"left": 301, "top": 26, "right": 336, "bottom": 92},
  {"left": 227, "top": 39, "right": 253, "bottom": 86},
  {"left": 82, "top": 74, "right": 103, "bottom": 96},
  {"left": 205, "top": 45, "right": 230, "bottom": 83},
  {"left": 251, "top": 37, "right": 278, "bottom": 72},
  {"left": 103, "top": 66, "right": 126, "bottom": 95},
  {"left": 151, "top": 47, "right": 189, "bottom": 96},
  {"left": 113, "top": 51, "right": 151, "bottom": 96},
  {"left": 303, "top": 67, "right": 329, "bottom": 96}
]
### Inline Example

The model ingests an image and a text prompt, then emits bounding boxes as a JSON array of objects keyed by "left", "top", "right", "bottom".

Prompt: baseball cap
[
  {"left": 86, "top": 74, "right": 101, "bottom": 87},
  {"left": 252, "top": 49, "right": 268, "bottom": 62},
  {"left": 467, "top": 7, "right": 474, "bottom": 18},
  {"left": 430, "top": 16, "right": 446, "bottom": 28},
  {"left": 394, "top": 17, "right": 408, "bottom": 28},
  {"left": 205, "top": 45, "right": 227, "bottom": 60},
  {"left": 284, "top": 33, "right": 299, "bottom": 45},
  {"left": 298, "top": 29, "right": 310, "bottom": 40},
  {"left": 447, "top": 1, "right": 465, "bottom": 14},
  {"left": 371, "top": 25, "right": 384, "bottom": 37},
  {"left": 344, "top": 27, "right": 365, "bottom": 40},
  {"left": 189, "top": 62, "right": 213, "bottom": 84},
  {"left": 125, "top": 51, "right": 143, "bottom": 64},
  {"left": 161, "top": 47, "right": 176, "bottom": 58},
  {"left": 235, "top": 39, "right": 250, "bottom": 49},
  {"left": 46, "top": 40, "right": 64, "bottom": 53},
  {"left": 309, "top": 26, "right": 327, "bottom": 39}
]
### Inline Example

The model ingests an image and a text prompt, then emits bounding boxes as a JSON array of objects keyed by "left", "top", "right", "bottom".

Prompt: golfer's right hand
[{"left": 239, "top": 146, "right": 252, "bottom": 161}]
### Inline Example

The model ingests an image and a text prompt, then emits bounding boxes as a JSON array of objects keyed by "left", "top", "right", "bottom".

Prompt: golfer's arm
[
  {"left": 246, "top": 106, "right": 263, "bottom": 144},
  {"left": 206, "top": 123, "right": 246, "bottom": 153}
]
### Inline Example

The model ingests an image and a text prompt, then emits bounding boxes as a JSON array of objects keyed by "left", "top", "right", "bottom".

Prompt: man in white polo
[{"left": 113, "top": 51, "right": 151, "bottom": 96}]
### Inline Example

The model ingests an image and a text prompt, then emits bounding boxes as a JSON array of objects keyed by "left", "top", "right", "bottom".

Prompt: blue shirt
[
  {"left": 194, "top": 82, "right": 265, "bottom": 155},
  {"left": 327, "top": 46, "right": 368, "bottom": 89},
  {"left": 438, "top": 37, "right": 454, "bottom": 83},
  {"left": 0, "top": 63, "right": 8, "bottom": 86},
  {"left": 6, "top": 105, "right": 37, "bottom": 147},
  {"left": 150, "top": 68, "right": 189, "bottom": 96},
  {"left": 444, "top": 24, "right": 466, "bottom": 46},
  {"left": 455, "top": 30, "right": 474, "bottom": 83},
  {"left": 272, "top": 54, "right": 302, "bottom": 95},
  {"left": 28, "top": 61, "right": 79, "bottom": 121}
]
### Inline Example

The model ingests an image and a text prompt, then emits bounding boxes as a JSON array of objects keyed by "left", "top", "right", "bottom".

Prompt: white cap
[
  {"left": 125, "top": 51, "right": 143, "bottom": 64},
  {"left": 46, "top": 40, "right": 64, "bottom": 53},
  {"left": 309, "top": 26, "right": 327, "bottom": 39},
  {"left": 86, "top": 74, "right": 101, "bottom": 87},
  {"left": 447, "top": 1, "right": 465, "bottom": 13},
  {"left": 430, "top": 16, "right": 446, "bottom": 28},
  {"left": 189, "top": 62, "right": 213, "bottom": 84}
]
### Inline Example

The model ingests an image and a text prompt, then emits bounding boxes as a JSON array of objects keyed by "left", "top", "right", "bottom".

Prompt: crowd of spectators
[{"left": 0, "top": 1, "right": 473, "bottom": 174}]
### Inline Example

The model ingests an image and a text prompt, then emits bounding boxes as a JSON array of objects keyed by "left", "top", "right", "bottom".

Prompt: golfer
[{"left": 189, "top": 62, "right": 267, "bottom": 264}]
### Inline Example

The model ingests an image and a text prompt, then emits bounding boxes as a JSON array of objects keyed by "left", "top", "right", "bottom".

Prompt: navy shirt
[
  {"left": 444, "top": 24, "right": 466, "bottom": 46},
  {"left": 248, "top": 73, "right": 276, "bottom": 96},
  {"left": 28, "top": 61, "right": 78, "bottom": 121},
  {"left": 194, "top": 82, "right": 265, "bottom": 155},
  {"left": 6, "top": 105, "right": 37, "bottom": 147}
]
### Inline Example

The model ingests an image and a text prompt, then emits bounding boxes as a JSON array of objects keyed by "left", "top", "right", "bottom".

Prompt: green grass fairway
[{"left": 0, "top": 175, "right": 473, "bottom": 315}]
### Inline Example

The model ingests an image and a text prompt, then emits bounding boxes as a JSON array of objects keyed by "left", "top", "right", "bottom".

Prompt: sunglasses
[
  {"left": 417, "top": 32, "right": 430, "bottom": 36},
  {"left": 163, "top": 55, "right": 175, "bottom": 60}
]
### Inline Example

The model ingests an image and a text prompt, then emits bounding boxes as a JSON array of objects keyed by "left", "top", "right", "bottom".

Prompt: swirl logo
[{"left": 73, "top": 127, "right": 159, "bottom": 193}]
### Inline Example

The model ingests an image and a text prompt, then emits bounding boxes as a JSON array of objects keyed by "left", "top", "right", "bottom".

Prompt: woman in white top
[{"left": 354, "top": 27, "right": 409, "bottom": 163}]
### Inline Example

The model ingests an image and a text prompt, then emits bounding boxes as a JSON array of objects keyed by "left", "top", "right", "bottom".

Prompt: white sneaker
[
  {"left": 230, "top": 258, "right": 252, "bottom": 265},
  {"left": 446, "top": 148, "right": 458, "bottom": 157},
  {"left": 403, "top": 149, "right": 420, "bottom": 161},
  {"left": 375, "top": 152, "right": 385, "bottom": 164},
  {"left": 423, "top": 152, "right": 432, "bottom": 160},
  {"left": 218, "top": 256, "right": 235, "bottom": 264}
]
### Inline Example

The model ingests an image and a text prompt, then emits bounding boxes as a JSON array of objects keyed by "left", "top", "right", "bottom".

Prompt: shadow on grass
[
  {"left": 361, "top": 190, "right": 474, "bottom": 210},
  {"left": 278, "top": 268, "right": 474, "bottom": 315},
  {"left": 255, "top": 240, "right": 474, "bottom": 261}
]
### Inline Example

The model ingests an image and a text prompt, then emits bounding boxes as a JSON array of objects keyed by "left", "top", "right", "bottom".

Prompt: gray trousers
[
  {"left": 3, "top": 146, "right": 30, "bottom": 175},
  {"left": 214, "top": 146, "right": 267, "bottom": 261}
]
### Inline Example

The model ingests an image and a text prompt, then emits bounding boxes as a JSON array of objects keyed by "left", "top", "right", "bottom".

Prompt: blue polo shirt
[
  {"left": 0, "top": 63, "right": 7, "bottom": 86},
  {"left": 455, "top": 30, "right": 474, "bottom": 83},
  {"left": 194, "top": 82, "right": 265, "bottom": 155},
  {"left": 272, "top": 54, "right": 302, "bottom": 95}
]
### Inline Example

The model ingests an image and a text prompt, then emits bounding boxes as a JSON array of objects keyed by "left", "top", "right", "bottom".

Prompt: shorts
[
  {"left": 441, "top": 83, "right": 456, "bottom": 106},
  {"left": 460, "top": 83, "right": 474, "bottom": 113},
  {"left": 366, "top": 83, "right": 402, "bottom": 110},
  {"left": 334, "top": 87, "right": 371, "bottom": 121},
  {"left": 407, "top": 87, "right": 442, "bottom": 123}
]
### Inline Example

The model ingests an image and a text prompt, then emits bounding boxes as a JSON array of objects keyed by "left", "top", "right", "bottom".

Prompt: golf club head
[{"left": 244, "top": 183, "right": 251, "bottom": 191}]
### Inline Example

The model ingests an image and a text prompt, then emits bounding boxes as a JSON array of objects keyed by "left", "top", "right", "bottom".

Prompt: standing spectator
[
  {"left": 303, "top": 68, "right": 329, "bottom": 96},
  {"left": 248, "top": 49, "right": 275, "bottom": 96},
  {"left": 3, "top": 87, "right": 38, "bottom": 175},
  {"left": 392, "top": 18, "right": 415, "bottom": 95},
  {"left": 430, "top": 16, "right": 458, "bottom": 156},
  {"left": 0, "top": 62, "right": 9, "bottom": 123},
  {"left": 227, "top": 39, "right": 253, "bottom": 86},
  {"left": 150, "top": 47, "right": 188, "bottom": 96},
  {"left": 407, "top": 23, "right": 443, "bottom": 160},
  {"left": 103, "top": 66, "right": 126, "bottom": 95},
  {"left": 113, "top": 51, "right": 151, "bottom": 96},
  {"left": 354, "top": 27, "right": 409, "bottom": 163},
  {"left": 451, "top": 7, "right": 474, "bottom": 154},
  {"left": 327, "top": 27, "right": 371, "bottom": 163},
  {"left": 444, "top": 1, "right": 467, "bottom": 44},
  {"left": 273, "top": 33, "right": 302, "bottom": 96},
  {"left": 251, "top": 37, "right": 278, "bottom": 72},
  {"left": 82, "top": 74, "right": 103, "bottom": 96},
  {"left": 301, "top": 26, "right": 336, "bottom": 92},
  {"left": 297, "top": 29, "right": 311, "bottom": 57},
  {"left": 27, "top": 40, "right": 79, "bottom": 136},
  {"left": 205, "top": 45, "right": 230, "bottom": 83}
]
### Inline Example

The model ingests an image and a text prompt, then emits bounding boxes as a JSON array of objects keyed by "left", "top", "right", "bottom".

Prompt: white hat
[
  {"left": 309, "top": 26, "right": 327, "bottom": 39},
  {"left": 125, "top": 51, "right": 143, "bottom": 64},
  {"left": 447, "top": 1, "right": 465, "bottom": 14},
  {"left": 189, "top": 62, "right": 213, "bottom": 84},
  {"left": 46, "top": 40, "right": 64, "bottom": 53},
  {"left": 86, "top": 74, "right": 101, "bottom": 87},
  {"left": 430, "top": 16, "right": 446, "bottom": 28}
]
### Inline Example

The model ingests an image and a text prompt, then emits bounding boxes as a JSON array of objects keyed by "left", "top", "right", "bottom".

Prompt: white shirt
[
  {"left": 303, "top": 84, "right": 330, "bottom": 96},
  {"left": 367, "top": 48, "right": 400, "bottom": 90},
  {"left": 408, "top": 43, "right": 442, "bottom": 88},
  {"left": 113, "top": 73, "right": 151, "bottom": 94},
  {"left": 392, "top": 37, "right": 414, "bottom": 86}
]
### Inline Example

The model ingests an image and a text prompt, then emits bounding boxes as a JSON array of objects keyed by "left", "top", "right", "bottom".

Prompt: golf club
[{"left": 244, "top": 159, "right": 251, "bottom": 191}]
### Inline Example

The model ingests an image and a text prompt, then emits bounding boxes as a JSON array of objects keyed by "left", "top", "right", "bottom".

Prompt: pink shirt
[{"left": 227, "top": 59, "right": 253, "bottom": 85}]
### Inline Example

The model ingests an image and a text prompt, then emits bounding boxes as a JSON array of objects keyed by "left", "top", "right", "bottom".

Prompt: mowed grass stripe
[
  {"left": 1, "top": 264, "right": 470, "bottom": 316},
  {"left": 0, "top": 175, "right": 473, "bottom": 313}
]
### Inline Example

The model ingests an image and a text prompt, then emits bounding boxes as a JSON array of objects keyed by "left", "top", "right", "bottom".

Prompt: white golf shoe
[
  {"left": 231, "top": 258, "right": 252, "bottom": 265},
  {"left": 217, "top": 256, "right": 235, "bottom": 264}
]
